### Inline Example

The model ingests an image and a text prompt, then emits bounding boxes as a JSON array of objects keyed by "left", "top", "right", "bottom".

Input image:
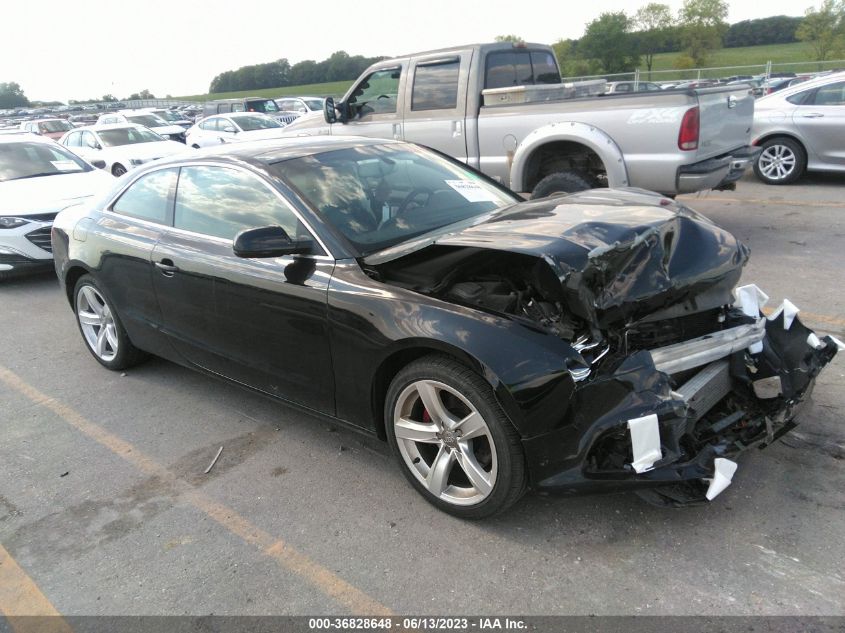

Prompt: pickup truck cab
[{"left": 284, "top": 42, "right": 759, "bottom": 197}]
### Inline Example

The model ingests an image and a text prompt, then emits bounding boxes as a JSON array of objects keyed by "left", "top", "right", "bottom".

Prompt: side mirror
[
  {"left": 91, "top": 159, "right": 107, "bottom": 169},
  {"left": 233, "top": 226, "right": 312, "bottom": 258},
  {"left": 323, "top": 97, "right": 337, "bottom": 124},
  {"left": 223, "top": 126, "right": 237, "bottom": 133}
]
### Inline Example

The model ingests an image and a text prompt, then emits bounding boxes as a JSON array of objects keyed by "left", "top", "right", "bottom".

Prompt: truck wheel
[
  {"left": 753, "top": 137, "right": 806, "bottom": 185},
  {"left": 531, "top": 172, "right": 593, "bottom": 198}
]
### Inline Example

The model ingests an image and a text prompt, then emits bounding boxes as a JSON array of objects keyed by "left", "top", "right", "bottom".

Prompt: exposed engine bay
[{"left": 366, "top": 190, "right": 841, "bottom": 505}]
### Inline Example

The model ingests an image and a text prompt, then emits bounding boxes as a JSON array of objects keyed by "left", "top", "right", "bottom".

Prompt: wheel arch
[
  {"left": 369, "top": 339, "right": 523, "bottom": 442},
  {"left": 63, "top": 262, "right": 94, "bottom": 307},
  {"left": 752, "top": 131, "right": 808, "bottom": 155},
  {"left": 509, "top": 122, "right": 628, "bottom": 193}
]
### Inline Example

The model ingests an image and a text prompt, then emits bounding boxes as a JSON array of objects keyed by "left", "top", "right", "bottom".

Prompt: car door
[
  {"left": 150, "top": 163, "right": 336, "bottom": 413},
  {"left": 95, "top": 167, "right": 178, "bottom": 358},
  {"left": 339, "top": 66, "right": 405, "bottom": 141},
  {"left": 792, "top": 80, "right": 845, "bottom": 168},
  {"left": 402, "top": 53, "right": 470, "bottom": 163}
]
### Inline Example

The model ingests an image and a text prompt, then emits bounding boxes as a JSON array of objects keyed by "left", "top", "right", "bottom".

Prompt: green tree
[
  {"left": 101, "top": 94, "right": 117, "bottom": 102},
  {"left": 634, "top": 3, "right": 675, "bottom": 75},
  {"left": 0, "top": 82, "right": 29, "bottom": 108},
  {"left": 579, "top": 12, "right": 639, "bottom": 74},
  {"left": 677, "top": 0, "right": 729, "bottom": 66},
  {"left": 494, "top": 34, "right": 524, "bottom": 43},
  {"left": 797, "top": 0, "right": 845, "bottom": 61}
]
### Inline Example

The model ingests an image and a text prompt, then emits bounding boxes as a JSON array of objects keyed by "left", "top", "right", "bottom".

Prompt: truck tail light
[{"left": 678, "top": 106, "right": 700, "bottom": 151}]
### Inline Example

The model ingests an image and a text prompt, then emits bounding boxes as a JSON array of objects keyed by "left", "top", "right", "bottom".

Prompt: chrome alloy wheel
[
  {"left": 758, "top": 144, "right": 797, "bottom": 181},
  {"left": 76, "top": 285, "right": 119, "bottom": 362},
  {"left": 393, "top": 379, "right": 497, "bottom": 506}
]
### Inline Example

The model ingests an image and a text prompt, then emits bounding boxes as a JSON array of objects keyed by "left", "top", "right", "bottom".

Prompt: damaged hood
[{"left": 369, "top": 188, "right": 749, "bottom": 327}]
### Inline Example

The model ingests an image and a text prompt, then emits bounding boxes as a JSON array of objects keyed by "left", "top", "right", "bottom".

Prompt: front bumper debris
[{"left": 527, "top": 285, "right": 840, "bottom": 505}]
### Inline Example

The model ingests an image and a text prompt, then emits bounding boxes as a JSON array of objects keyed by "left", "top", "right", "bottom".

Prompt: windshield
[
  {"left": 40, "top": 120, "right": 74, "bottom": 133},
  {"left": 153, "top": 110, "right": 186, "bottom": 122},
  {"left": 126, "top": 114, "right": 167, "bottom": 128},
  {"left": 248, "top": 99, "right": 279, "bottom": 113},
  {"left": 304, "top": 98, "right": 324, "bottom": 111},
  {"left": 98, "top": 127, "right": 164, "bottom": 146},
  {"left": 233, "top": 115, "right": 281, "bottom": 131},
  {"left": 0, "top": 141, "right": 90, "bottom": 182},
  {"left": 271, "top": 144, "right": 519, "bottom": 256}
]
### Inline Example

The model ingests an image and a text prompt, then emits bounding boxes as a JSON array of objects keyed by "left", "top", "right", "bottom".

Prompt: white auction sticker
[
  {"left": 445, "top": 180, "right": 501, "bottom": 203},
  {"left": 50, "top": 160, "right": 81, "bottom": 172}
]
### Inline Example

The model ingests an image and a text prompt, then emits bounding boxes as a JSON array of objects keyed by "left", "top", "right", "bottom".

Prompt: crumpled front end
[{"left": 527, "top": 286, "right": 841, "bottom": 504}]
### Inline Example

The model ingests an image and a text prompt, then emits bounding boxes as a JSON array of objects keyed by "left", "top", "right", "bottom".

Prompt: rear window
[
  {"left": 484, "top": 50, "right": 560, "bottom": 89},
  {"left": 412, "top": 59, "right": 460, "bottom": 111}
]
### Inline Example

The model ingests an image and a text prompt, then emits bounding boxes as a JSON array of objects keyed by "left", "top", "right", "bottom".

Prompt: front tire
[
  {"left": 112, "top": 163, "right": 127, "bottom": 177},
  {"left": 74, "top": 274, "right": 147, "bottom": 370},
  {"left": 385, "top": 355, "right": 526, "bottom": 518},
  {"left": 531, "top": 171, "right": 594, "bottom": 198},
  {"left": 753, "top": 137, "right": 806, "bottom": 185}
]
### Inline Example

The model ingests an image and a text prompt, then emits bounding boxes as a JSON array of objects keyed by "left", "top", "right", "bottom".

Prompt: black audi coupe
[{"left": 51, "top": 137, "right": 839, "bottom": 517}]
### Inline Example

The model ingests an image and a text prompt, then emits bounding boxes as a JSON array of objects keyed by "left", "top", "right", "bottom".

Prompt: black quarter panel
[{"left": 327, "top": 260, "right": 580, "bottom": 437}]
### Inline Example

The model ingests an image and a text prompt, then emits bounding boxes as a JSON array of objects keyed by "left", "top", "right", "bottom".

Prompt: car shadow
[{"left": 0, "top": 270, "right": 59, "bottom": 290}]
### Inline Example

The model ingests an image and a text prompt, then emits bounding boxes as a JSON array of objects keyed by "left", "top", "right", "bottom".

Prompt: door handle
[
  {"left": 392, "top": 123, "right": 401, "bottom": 139},
  {"left": 801, "top": 113, "right": 824, "bottom": 118},
  {"left": 155, "top": 259, "right": 179, "bottom": 276}
]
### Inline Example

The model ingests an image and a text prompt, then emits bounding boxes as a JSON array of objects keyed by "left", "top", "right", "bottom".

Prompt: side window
[
  {"left": 810, "top": 81, "right": 845, "bottom": 106},
  {"left": 485, "top": 51, "right": 532, "bottom": 89},
  {"left": 616, "top": 84, "right": 632, "bottom": 93},
  {"left": 218, "top": 104, "right": 231, "bottom": 113},
  {"left": 232, "top": 103, "right": 245, "bottom": 112},
  {"left": 529, "top": 51, "right": 560, "bottom": 84},
  {"left": 64, "top": 131, "right": 81, "bottom": 147},
  {"left": 174, "top": 166, "right": 310, "bottom": 244},
  {"left": 348, "top": 68, "right": 401, "bottom": 117},
  {"left": 412, "top": 59, "right": 460, "bottom": 111},
  {"left": 81, "top": 132, "right": 98, "bottom": 148},
  {"left": 111, "top": 168, "right": 177, "bottom": 224},
  {"left": 786, "top": 90, "right": 812, "bottom": 105}
]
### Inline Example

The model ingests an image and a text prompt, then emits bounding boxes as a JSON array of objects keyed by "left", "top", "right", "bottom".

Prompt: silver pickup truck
[{"left": 282, "top": 42, "right": 760, "bottom": 197}]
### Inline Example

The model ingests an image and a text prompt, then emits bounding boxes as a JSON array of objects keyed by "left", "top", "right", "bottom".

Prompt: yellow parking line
[
  {"left": 0, "top": 366, "right": 392, "bottom": 617},
  {"left": 679, "top": 195, "right": 845, "bottom": 209},
  {"left": 0, "top": 544, "right": 73, "bottom": 633}
]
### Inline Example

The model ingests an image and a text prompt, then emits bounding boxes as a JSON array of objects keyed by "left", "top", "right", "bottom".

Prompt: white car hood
[
  {"left": 0, "top": 169, "right": 114, "bottom": 216},
  {"left": 102, "top": 140, "right": 186, "bottom": 161},
  {"left": 150, "top": 124, "right": 186, "bottom": 136},
  {"left": 240, "top": 128, "right": 290, "bottom": 141}
]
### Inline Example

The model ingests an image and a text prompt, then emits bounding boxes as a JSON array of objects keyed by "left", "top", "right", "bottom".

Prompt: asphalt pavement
[{"left": 1, "top": 175, "right": 843, "bottom": 617}]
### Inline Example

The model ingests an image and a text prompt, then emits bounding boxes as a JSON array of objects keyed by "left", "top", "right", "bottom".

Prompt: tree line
[
  {"left": 208, "top": 51, "right": 386, "bottom": 94},
  {"left": 551, "top": 0, "right": 844, "bottom": 77}
]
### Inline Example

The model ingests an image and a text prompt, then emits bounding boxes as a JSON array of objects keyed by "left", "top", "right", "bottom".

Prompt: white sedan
[
  {"left": 0, "top": 135, "right": 113, "bottom": 279},
  {"left": 185, "top": 113, "right": 289, "bottom": 148},
  {"left": 59, "top": 124, "right": 187, "bottom": 176},
  {"left": 97, "top": 111, "right": 187, "bottom": 142}
]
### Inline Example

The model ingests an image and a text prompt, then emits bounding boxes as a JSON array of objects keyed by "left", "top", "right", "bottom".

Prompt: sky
[{"left": 3, "top": 0, "right": 810, "bottom": 102}]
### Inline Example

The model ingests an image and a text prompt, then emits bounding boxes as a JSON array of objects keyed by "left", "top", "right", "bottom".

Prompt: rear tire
[
  {"left": 753, "top": 137, "right": 806, "bottom": 185},
  {"left": 73, "top": 274, "right": 147, "bottom": 370},
  {"left": 385, "top": 355, "right": 527, "bottom": 519},
  {"left": 531, "top": 171, "right": 593, "bottom": 198}
]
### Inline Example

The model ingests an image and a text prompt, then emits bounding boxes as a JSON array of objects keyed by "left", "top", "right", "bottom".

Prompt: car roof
[
  {"left": 153, "top": 136, "right": 399, "bottom": 168},
  {"left": 72, "top": 123, "right": 153, "bottom": 132},
  {"left": 0, "top": 132, "right": 59, "bottom": 144},
  {"left": 760, "top": 70, "right": 845, "bottom": 101}
]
